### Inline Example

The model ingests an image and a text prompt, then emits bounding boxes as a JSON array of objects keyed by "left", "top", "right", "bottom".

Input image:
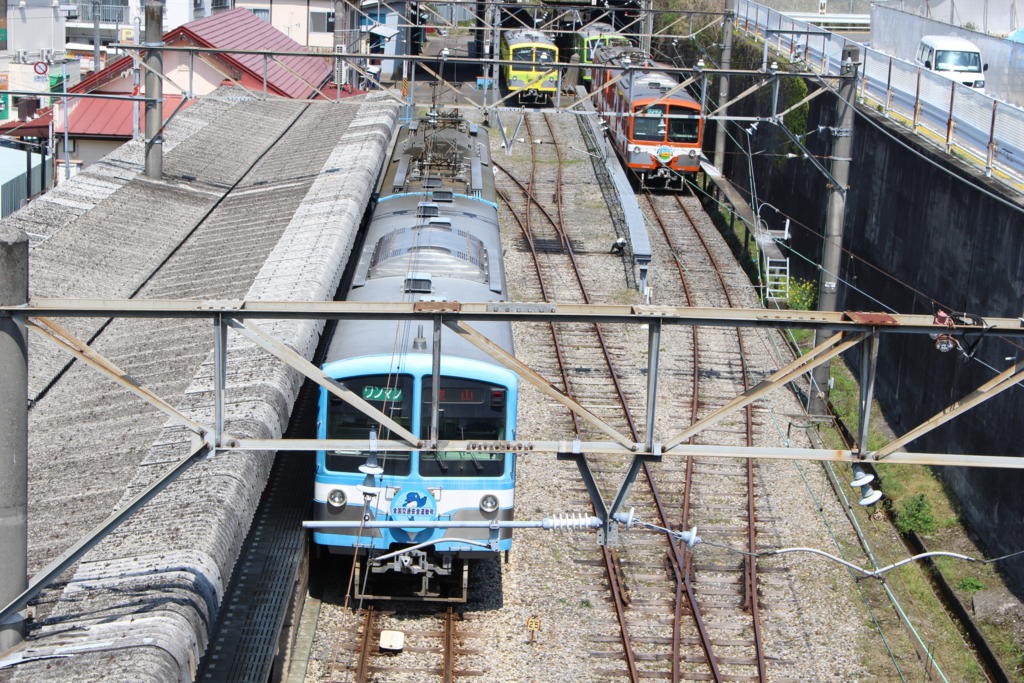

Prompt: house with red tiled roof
[
  {"left": 1, "top": 8, "right": 332, "bottom": 177},
  {"left": 74, "top": 8, "right": 332, "bottom": 100}
]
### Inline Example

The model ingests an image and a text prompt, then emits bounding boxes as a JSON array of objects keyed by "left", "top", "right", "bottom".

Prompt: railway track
[
  {"left": 329, "top": 605, "right": 483, "bottom": 681},
  {"left": 644, "top": 189, "right": 768, "bottom": 681},
  {"left": 496, "top": 112, "right": 768, "bottom": 681}
]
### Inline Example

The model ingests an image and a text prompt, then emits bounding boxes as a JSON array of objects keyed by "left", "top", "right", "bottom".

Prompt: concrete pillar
[
  {"left": 92, "top": 1, "right": 101, "bottom": 73},
  {"left": 712, "top": 0, "right": 734, "bottom": 171},
  {"left": 0, "top": 226, "right": 28, "bottom": 652},
  {"left": 810, "top": 46, "right": 859, "bottom": 415},
  {"left": 144, "top": 0, "right": 164, "bottom": 179}
]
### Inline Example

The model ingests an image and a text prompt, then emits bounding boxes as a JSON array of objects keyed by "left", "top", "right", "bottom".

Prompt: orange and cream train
[{"left": 590, "top": 44, "right": 704, "bottom": 189}]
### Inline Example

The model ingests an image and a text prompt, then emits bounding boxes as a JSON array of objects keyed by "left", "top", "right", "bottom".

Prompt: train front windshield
[
  {"left": 667, "top": 106, "right": 700, "bottom": 143},
  {"left": 633, "top": 105, "right": 699, "bottom": 143},
  {"left": 325, "top": 374, "right": 412, "bottom": 475},
  {"left": 633, "top": 105, "right": 665, "bottom": 141},
  {"left": 420, "top": 377, "right": 507, "bottom": 477}
]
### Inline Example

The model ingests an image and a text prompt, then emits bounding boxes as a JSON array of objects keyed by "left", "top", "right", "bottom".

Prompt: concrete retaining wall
[{"left": 724, "top": 73, "right": 1024, "bottom": 590}]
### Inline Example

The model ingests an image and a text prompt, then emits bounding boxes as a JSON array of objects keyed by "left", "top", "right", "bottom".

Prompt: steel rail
[
  {"left": 537, "top": 114, "right": 651, "bottom": 681},
  {"left": 443, "top": 607, "right": 455, "bottom": 683},
  {"left": 500, "top": 114, "right": 642, "bottom": 681},
  {"left": 354, "top": 606, "right": 377, "bottom": 682},
  {"left": 645, "top": 193, "right": 722, "bottom": 681},
  {"left": 540, "top": 113, "right": 718, "bottom": 682},
  {"left": 674, "top": 192, "right": 767, "bottom": 681}
]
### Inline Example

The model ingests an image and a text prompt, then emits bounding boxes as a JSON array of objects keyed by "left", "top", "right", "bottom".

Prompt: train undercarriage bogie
[
  {"left": 354, "top": 552, "right": 470, "bottom": 603},
  {"left": 639, "top": 167, "right": 688, "bottom": 192}
]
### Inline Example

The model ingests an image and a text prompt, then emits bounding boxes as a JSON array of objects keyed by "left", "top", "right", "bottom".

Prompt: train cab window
[
  {"left": 633, "top": 105, "right": 665, "bottom": 142},
  {"left": 511, "top": 47, "right": 533, "bottom": 62},
  {"left": 325, "top": 374, "right": 412, "bottom": 476},
  {"left": 536, "top": 48, "right": 555, "bottom": 64},
  {"left": 419, "top": 377, "right": 507, "bottom": 477},
  {"left": 667, "top": 105, "right": 700, "bottom": 143}
]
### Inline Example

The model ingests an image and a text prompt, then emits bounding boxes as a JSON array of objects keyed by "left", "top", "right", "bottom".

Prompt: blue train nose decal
[
  {"left": 402, "top": 492, "right": 428, "bottom": 508},
  {"left": 390, "top": 487, "right": 438, "bottom": 533}
]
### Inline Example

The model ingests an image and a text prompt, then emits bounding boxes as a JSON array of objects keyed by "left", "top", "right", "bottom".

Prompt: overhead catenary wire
[
  {"left": 660, "top": 37, "right": 978, "bottom": 678},
  {"left": 617, "top": 511, "right": 1024, "bottom": 578}
]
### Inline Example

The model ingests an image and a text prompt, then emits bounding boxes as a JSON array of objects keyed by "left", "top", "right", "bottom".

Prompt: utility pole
[
  {"left": 92, "top": 0, "right": 101, "bottom": 73},
  {"left": 0, "top": 226, "right": 28, "bottom": 652},
  {"left": 809, "top": 46, "right": 859, "bottom": 415},
  {"left": 144, "top": 0, "right": 163, "bottom": 179},
  {"left": 712, "top": 0, "right": 734, "bottom": 171}
]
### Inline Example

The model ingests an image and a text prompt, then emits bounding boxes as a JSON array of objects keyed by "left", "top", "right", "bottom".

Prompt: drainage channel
[{"left": 196, "top": 383, "right": 317, "bottom": 682}]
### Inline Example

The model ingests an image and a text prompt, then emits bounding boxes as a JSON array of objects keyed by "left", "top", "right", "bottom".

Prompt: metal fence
[
  {"left": 72, "top": 2, "right": 130, "bottom": 23},
  {"left": 734, "top": 0, "right": 1024, "bottom": 188}
]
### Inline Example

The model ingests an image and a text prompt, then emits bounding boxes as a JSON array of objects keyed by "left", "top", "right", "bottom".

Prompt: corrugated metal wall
[{"left": 1, "top": 152, "right": 52, "bottom": 217}]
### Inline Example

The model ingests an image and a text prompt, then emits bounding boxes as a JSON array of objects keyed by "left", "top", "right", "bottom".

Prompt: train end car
[
  {"left": 592, "top": 45, "right": 704, "bottom": 189},
  {"left": 574, "top": 22, "right": 631, "bottom": 84},
  {"left": 311, "top": 109, "right": 519, "bottom": 602},
  {"left": 501, "top": 29, "right": 559, "bottom": 104}
]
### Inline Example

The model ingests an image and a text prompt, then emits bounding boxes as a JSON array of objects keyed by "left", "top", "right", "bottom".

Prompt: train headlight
[
  {"left": 974, "top": 80, "right": 985, "bottom": 88},
  {"left": 632, "top": 146, "right": 641, "bottom": 155},
  {"left": 327, "top": 489, "right": 347, "bottom": 508},
  {"left": 479, "top": 494, "right": 499, "bottom": 513}
]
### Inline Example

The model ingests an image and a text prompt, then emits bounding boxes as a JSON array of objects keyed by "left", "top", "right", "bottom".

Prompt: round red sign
[{"left": 33, "top": 61, "right": 48, "bottom": 75}]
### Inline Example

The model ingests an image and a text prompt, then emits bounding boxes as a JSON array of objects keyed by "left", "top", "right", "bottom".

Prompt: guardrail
[
  {"left": 70, "top": 3, "right": 130, "bottom": 23},
  {"left": 735, "top": 0, "right": 1024, "bottom": 190}
]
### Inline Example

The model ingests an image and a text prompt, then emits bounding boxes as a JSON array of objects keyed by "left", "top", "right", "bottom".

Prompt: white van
[{"left": 915, "top": 35, "right": 988, "bottom": 90}]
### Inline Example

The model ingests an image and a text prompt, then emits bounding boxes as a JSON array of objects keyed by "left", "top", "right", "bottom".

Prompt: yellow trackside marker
[{"left": 527, "top": 616, "right": 541, "bottom": 643}]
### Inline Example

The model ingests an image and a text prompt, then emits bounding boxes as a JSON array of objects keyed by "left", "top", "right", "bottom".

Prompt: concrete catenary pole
[
  {"left": 92, "top": 1, "right": 101, "bottom": 73},
  {"left": 712, "top": 0, "right": 734, "bottom": 171},
  {"left": 809, "top": 46, "right": 859, "bottom": 415},
  {"left": 0, "top": 227, "right": 28, "bottom": 652},
  {"left": 144, "top": 0, "right": 164, "bottom": 179}
]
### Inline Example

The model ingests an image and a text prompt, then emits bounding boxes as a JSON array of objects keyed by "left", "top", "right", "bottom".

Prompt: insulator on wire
[{"left": 541, "top": 513, "right": 601, "bottom": 531}]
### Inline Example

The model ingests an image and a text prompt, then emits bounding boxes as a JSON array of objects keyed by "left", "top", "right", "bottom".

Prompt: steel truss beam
[
  {"left": 7, "top": 300, "right": 1024, "bottom": 628},
  {"left": 24, "top": 317, "right": 208, "bottom": 439},
  {"left": 445, "top": 319, "right": 637, "bottom": 449},
  {"left": 10, "top": 300, "right": 1024, "bottom": 336},
  {"left": 226, "top": 439, "right": 1024, "bottom": 469},
  {"left": 110, "top": 43, "right": 836, "bottom": 81},
  {"left": 663, "top": 331, "right": 866, "bottom": 449},
  {"left": 875, "top": 357, "right": 1024, "bottom": 460},
  {"left": 226, "top": 319, "right": 421, "bottom": 446},
  {"left": 17, "top": 301, "right": 1023, "bottom": 469}
]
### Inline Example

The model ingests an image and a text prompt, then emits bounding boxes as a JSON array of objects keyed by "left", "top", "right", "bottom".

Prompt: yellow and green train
[
  {"left": 500, "top": 29, "right": 559, "bottom": 104},
  {"left": 573, "top": 22, "right": 631, "bottom": 84}
]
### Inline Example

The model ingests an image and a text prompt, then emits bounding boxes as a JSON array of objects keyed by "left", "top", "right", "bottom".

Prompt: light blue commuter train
[{"left": 311, "top": 109, "right": 517, "bottom": 601}]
